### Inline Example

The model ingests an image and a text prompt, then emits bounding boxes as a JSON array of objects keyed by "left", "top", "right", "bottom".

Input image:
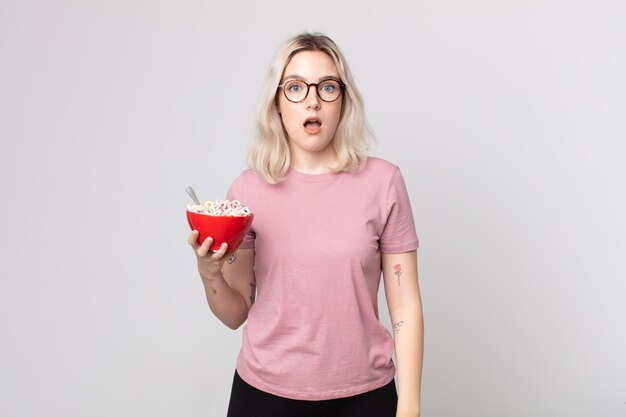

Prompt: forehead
[{"left": 282, "top": 50, "right": 339, "bottom": 80}]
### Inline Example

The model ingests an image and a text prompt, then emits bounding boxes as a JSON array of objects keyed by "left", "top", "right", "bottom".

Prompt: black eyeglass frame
[{"left": 277, "top": 79, "right": 346, "bottom": 103}]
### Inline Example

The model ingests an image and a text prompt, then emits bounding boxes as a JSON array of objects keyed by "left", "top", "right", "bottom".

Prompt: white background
[{"left": 1, "top": 1, "right": 625, "bottom": 416}]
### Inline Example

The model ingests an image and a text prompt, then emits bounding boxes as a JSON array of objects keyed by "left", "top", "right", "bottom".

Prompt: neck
[{"left": 289, "top": 146, "right": 339, "bottom": 174}]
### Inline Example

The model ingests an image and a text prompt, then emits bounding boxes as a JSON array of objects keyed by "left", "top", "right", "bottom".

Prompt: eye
[
  {"left": 287, "top": 82, "right": 304, "bottom": 93},
  {"left": 320, "top": 82, "right": 337, "bottom": 93}
]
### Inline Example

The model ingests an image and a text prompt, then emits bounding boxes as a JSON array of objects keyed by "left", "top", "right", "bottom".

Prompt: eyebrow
[{"left": 282, "top": 74, "right": 341, "bottom": 82}]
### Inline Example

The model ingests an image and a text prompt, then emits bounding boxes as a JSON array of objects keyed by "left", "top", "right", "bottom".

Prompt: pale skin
[
  {"left": 382, "top": 250, "right": 424, "bottom": 417},
  {"left": 188, "top": 50, "right": 423, "bottom": 417},
  {"left": 277, "top": 50, "right": 342, "bottom": 173},
  {"left": 187, "top": 231, "right": 255, "bottom": 330}
]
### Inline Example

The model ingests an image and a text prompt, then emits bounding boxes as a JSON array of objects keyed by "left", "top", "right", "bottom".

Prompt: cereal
[{"left": 187, "top": 199, "right": 252, "bottom": 217}]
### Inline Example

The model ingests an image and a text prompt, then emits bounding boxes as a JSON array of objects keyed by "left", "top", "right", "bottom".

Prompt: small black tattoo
[
  {"left": 393, "top": 321, "right": 404, "bottom": 334},
  {"left": 211, "top": 288, "right": 217, "bottom": 295},
  {"left": 227, "top": 252, "right": 238, "bottom": 264},
  {"left": 250, "top": 283, "right": 256, "bottom": 305}
]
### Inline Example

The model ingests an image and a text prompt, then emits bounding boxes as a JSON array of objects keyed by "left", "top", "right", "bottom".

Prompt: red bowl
[{"left": 187, "top": 210, "right": 254, "bottom": 251}]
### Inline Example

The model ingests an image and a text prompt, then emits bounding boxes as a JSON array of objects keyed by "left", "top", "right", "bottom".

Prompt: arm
[
  {"left": 188, "top": 231, "right": 256, "bottom": 330},
  {"left": 382, "top": 250, "right": 423, "bottom": 417}
]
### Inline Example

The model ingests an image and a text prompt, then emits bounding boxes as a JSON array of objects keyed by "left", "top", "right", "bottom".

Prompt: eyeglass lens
[{"left": 283, "top": 80, "right": 342, "bottom": 102}]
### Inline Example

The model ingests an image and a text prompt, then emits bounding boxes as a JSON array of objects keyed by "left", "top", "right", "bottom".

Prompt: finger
[
  {"left": 197, "top": 236, "right": 214, "bottom": 257},
  {"left": 188, "top": 230, "right": 200, "bottom": 248},
  {"left": 212, "top": 242, "right": 228, "bottom": 259}
]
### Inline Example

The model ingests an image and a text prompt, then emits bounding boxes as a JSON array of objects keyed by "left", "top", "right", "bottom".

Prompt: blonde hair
[{"left": 247, "top": 32, "right": 375, "bottom": 184}]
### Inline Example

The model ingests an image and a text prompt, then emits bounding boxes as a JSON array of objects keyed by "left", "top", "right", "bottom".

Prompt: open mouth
[{"left": 303, "top": 117, "right": 322, "bottom": 129}]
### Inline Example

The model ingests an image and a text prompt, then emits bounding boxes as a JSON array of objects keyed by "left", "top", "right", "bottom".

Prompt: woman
[{"left": 188, "top": 32, "right": 423, "bottom": 417}]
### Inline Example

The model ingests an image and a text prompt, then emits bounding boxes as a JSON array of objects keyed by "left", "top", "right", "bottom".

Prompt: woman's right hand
[
  {"left": 188, "top": 230, "right": 254, "bottom": 329},
  {"left": 187, "top": 230, "right": 230, "bottom": 282}
]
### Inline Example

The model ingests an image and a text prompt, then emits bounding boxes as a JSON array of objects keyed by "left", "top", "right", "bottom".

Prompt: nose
[{"left": 304, "top": 84, "right": 320, "bottom": 109}]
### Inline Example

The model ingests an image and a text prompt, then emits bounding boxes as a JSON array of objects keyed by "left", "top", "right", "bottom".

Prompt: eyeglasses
[{"left": 277, "top": 79, "right": 345, "bottom": 103}]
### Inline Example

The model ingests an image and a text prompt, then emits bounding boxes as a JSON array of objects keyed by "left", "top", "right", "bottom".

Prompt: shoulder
[
  {"left": 357, "top": 157, "right": 413, "bottom": 201},
  {"left": 228, "top": 169, "right": 256, "bottom": 196},
  {"left": 228, "top": 168, "right": 274, "bottom": 199},
  {"left": 231, "top": 168, "right": 264, "bottom": 186},
  {"left": 364, "top": 156, "right": 399, "bottom": 172},
  {"left": 359, "top": 156, "right": 401, "bottom": 181}
]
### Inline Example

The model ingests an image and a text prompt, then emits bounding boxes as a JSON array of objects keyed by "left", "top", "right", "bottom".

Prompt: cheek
[
  {"left": 277, "top": 98, "right": 293, "bottom": 121},
  {"left": 279, "top": 109, "right": 301, "bottom": 136},
  {"left": 329, "top": 104, "right": 343, "bottom": 128},
  {"left": 332, "top": 99, "right": 343, "bottom": 120},
  {"left": 277, "top": 94, "right": 291, "bottom": 116},
  {"left": 282, "top": 109, "right": 298, "bottom": 128}
]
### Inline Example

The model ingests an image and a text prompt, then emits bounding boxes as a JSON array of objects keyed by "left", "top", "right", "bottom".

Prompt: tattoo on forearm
[
  {"left": 393, "top": 321, "right": 404, "bottom": 334},
  {"left": 226, "top": 252, "right": 238, "bottom": 264},
  {"left": 394, "top": 263, "right": 403, "bottom": 286},
  {"left": 250, "top": 283, "right": 256, "bottom": 305}
]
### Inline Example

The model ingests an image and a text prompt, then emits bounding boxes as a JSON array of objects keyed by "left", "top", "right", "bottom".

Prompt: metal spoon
[{"left": 185, "top": 186, "right": 201, "bottom": 205}]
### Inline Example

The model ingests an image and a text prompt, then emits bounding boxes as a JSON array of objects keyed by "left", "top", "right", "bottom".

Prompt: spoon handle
[{"left": 185, "top": 186, "right": 201, "bottom": 205}]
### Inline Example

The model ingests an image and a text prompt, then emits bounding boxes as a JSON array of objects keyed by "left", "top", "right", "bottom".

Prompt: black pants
[{"left": 226, "top": 370, "right": 398, "bottom": 417}]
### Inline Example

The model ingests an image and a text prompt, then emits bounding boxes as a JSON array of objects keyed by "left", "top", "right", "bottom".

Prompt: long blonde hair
[{"left": 247, "top": 32, "right": 375, "bottom": 184}]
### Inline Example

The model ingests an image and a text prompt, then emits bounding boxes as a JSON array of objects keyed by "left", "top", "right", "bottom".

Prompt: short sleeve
[
  {"left": 226, "top": 172, "right": 256, "bottom": 249},
  {"left": 379, "top": 168, "right": 419, "bottom": 253}
]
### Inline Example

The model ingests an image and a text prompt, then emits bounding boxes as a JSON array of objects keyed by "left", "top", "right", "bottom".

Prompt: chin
[{"left": 308, "top": 141, "right": 334, "bottom": 153}]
